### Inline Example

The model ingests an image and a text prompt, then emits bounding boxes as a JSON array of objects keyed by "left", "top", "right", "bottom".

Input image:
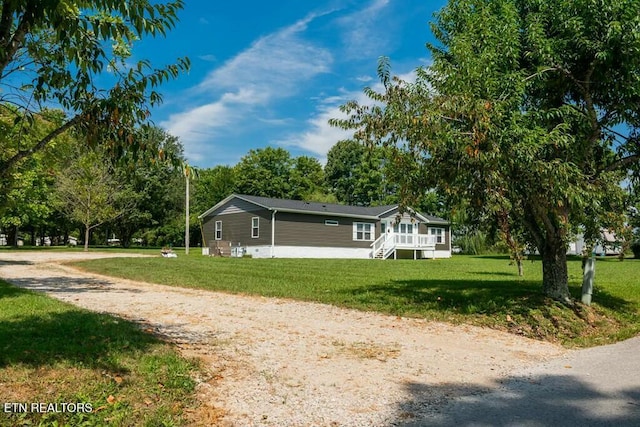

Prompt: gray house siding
[
  {"left": 202, "top": 208, "right": 272, "bottom": 247},
  {"left": 417, "top": 223, "right": 450, "bottom": 251},
  {"left": 198, "top": 194, "right": 451, "bottom": 258},
  {"left": 274, "top": 212, "right": 376, "bottom": 248}
]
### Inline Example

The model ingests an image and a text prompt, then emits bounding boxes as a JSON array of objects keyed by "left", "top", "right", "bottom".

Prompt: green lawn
[
  {"left": 0, "top": 280, "right": 200, "bottom": 427},
  {"left": 71, "top": 253, "right": 640, "bottom": 348}
]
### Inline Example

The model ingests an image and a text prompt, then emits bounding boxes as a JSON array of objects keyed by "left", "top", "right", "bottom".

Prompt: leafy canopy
[
  {"left": 0, "top": 0, "right": 189, "bottom": 176},
  {"left": 331, "top": 0, "right": 640, "bottom": 301}
]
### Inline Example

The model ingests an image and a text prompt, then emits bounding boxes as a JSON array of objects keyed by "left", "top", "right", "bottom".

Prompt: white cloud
[
  {"left": 279, "top": 69, "right": 418, "bottom": 161},
  {"left": 198, "top": 13, "right": 331, "bottom": 94},
  {"left": 276, "top": 87, "right": 373, "bottom": 161},
  {"left": 160, "top": 13, "right": 333, "bottom": 163},
  {"left": 197, "top": 54, "right": 217, "bottom": 62},
  {"left": 336, "top": 0, "right": 392, "bottom": 59},
  {"left": 278, "top": 101, "right": 354, "bottom": 162}
]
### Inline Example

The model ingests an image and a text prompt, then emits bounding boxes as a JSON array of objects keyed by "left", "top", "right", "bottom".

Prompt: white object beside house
[
  {"left": 567, "top": 230, "right": 622, "bottom": 256},
  {"left": 198, "top": 194, "right": 452, "bottom": 259}
]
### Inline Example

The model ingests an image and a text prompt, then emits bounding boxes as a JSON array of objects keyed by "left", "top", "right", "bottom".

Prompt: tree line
[{"left": 1, "top": 120, "right": 453, "bottom": 250}]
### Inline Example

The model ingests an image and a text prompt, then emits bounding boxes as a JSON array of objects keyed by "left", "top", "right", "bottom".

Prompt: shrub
[
  {"left": 631, "top": 241, "right": 640, "bottom": 259},
  {"left": 455, "top": 230, "right": 489, "bottom": 255}
]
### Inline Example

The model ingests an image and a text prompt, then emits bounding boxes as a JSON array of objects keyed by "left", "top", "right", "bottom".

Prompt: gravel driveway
[{"left": 0, "top": 251, "right": 566, "bottom": 426}]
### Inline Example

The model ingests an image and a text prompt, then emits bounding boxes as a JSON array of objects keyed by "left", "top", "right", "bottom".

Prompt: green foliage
[
  {"left": 110, "top": 127, "right": 186, "bottom": 247},
  {"left": 234, "top": 147, "right": 330, "bottom": 201},
  {"left": 631, "top": 241, "right": 640, "bottom": 259},
  {"left": 455, "top": 230, "right": 489, "bottom": 255},
  {"left": 290, "top": 156, "right": 325, "bottom": 200},
  {"left": 325, "top": 140, "right": 364, "bottom": 204},
  {"left": 325, "top": 140, "right": 398, "bottom": 206},
  {"left": 234, "top": 147, "right": 293, "bottom": 198},
  {"left": 192, "top": 165, "right": 237, "bottom": 217},
  {"left": 331, "top": 0, "right": 640, "bottom": 302},
  {"left": 0, "top": 107, "right": 74, "bottom": 235},
  {"left": 54, "top": 148, "right": 128, "bottom": 251},
  {"left": 0, "top": 0, "right": 189, "bottom": 177}
]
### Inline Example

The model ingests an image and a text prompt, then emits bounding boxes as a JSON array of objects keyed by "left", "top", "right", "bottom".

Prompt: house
[
  {"left": 567, "top": 230, "right": 623, "bottom": 256},
  {"left": 198, "top": 194, "right": 452, "bottom": 259}
]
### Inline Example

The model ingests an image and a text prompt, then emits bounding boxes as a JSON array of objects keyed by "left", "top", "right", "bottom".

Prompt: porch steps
[{"left": 374, "top": 248, "right": 394, "bottom": 259}]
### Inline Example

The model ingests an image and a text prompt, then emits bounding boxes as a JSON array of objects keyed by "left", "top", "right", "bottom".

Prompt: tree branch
[
  {"left": 0, "top": 114, "right": 82, "bottom": 176},
  {"left": 604, "top": 154, "right": 640, "bottom": 173},
  {"left": 0, "top": 4, "right": 33, "bottom": 77}
]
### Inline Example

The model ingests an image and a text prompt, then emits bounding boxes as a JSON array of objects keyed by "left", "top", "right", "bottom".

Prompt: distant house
[
  {"left": 198, "top": 194, "right": 452, "bottom": 259},
  {"left": 567, "top": 230, "right": 623, "bottom": 256}
]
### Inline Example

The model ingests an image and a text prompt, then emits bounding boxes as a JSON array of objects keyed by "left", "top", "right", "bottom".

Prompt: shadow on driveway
[
  {"left": 394, "top": 371, "right": 640, "bottom": 426},
  {"left": 6, "top": 275, "right": 144, "bottom": 294}
]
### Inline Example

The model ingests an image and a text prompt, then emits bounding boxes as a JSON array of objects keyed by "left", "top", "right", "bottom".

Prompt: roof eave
[{"left": 198, "top": 193, "right": 272, "bottom": 219}]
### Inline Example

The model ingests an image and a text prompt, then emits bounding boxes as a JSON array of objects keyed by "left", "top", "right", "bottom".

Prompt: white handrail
[{"left": 372, "top": 232, "right": 437, "bottom": 258}]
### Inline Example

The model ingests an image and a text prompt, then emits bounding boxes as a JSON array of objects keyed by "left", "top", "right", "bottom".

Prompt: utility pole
[{"left": 185, "top": 166, "right": 190, "bottom": 255}]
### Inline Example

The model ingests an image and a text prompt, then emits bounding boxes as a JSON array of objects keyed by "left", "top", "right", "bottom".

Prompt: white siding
[{"left": 246, "top": 245, "right": 372, "bottom": 259}]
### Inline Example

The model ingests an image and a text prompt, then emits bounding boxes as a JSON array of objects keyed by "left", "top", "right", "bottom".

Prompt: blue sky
[{"left": 140, "top": 0, "right": 447, "bottom": 168}]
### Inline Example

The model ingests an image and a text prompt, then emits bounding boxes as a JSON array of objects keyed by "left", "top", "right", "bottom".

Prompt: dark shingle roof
[
  {"left": 236, "top": 194, "right": 396, "bottom": 218},
  {"left": 200, "top": 193, "right": 448, "bottom": 224}
]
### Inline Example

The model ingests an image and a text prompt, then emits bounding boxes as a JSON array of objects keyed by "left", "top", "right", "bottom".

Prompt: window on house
[
  {"left": 325, "top": 220, "right": 339, "bottom": 226},
  {"left": 215, "top": 221, "right": 222, "bottom": 240},
  {"left": 353, "top": 222, "right": 374, "bottom": 241},
  {"left": 251, "top": 217, "right": 259, "bottom": 238},
  {"left": 429, "top": 227, "right": 444, "bottom": 244}
]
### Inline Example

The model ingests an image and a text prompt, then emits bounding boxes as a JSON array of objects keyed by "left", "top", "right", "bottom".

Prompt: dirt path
[{"left": 0, "top": 251, "right": 565, "bottom": 426}]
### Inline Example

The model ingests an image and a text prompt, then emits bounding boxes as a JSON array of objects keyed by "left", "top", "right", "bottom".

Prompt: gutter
[{"left": 271, "top": 209, "right": 277, "bottom": 258}]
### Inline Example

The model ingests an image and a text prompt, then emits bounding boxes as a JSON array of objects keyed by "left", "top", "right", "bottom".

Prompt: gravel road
[{"left": 0, "top": 251, "right": 576, "bottom": 426}]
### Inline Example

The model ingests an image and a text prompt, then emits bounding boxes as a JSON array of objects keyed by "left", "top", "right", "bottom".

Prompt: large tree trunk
[
  {"left": 7, "top": 226, "right": 17, "bottom": 247},
  {"left": 540, "top": 240, "right": 571, "bottom": 303}
]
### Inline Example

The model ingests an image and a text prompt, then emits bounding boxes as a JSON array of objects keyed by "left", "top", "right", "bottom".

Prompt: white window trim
[
  {"left": 428, "top": 227, "right": 445, "bottom": 244},
  {"left": 325, "top": 219, "right": 339, "bottom": 226},
  {"left": 251, "top": 217, "right": 259, "bottom": 238},
  {"left": 215, "top": 220, "right": 222, "bottom": 240},
  {"left": 353, "top": 222, "right": 375, "bottom": 241}
]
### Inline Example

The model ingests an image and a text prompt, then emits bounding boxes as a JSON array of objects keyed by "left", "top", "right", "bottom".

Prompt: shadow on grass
[
  {"left": 0, "top": 285, "right": 157, "bottom": 371},
  {"left": 393, "top": 374, "right": 640, "bottom": 426},
  {"left": 469, "top": 271, "right": 518, "bottom": 277},
  {"left": 344, "top": 278, "right": 635, "bottom": 316}
]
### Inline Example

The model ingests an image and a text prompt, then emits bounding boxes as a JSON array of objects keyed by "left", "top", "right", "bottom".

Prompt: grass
[
  {"left": 69, "top": 252, "right": 640, "bottom": 348},
  {"left": 0, "top": 279, "right": 200, "bottom": 427}
]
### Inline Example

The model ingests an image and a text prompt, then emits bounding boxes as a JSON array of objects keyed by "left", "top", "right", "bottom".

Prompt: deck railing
[{"left": 371, "top": 232, "right": 437, "bottom": 258}]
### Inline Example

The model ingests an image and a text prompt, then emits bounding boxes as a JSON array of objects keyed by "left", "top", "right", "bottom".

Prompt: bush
[
  {"left": 631, "top": 241, "right": 640, "bottom": 259},
  {"left": 455, "top": 230, "right": 489, "bottom": 255}
]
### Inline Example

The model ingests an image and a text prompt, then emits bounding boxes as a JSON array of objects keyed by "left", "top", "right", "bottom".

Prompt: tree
[
  {"left": 110, "top": 127, "right": 185, "bottom": 247},
  {"left": 0, "top": 0, "right": 189, "bottom": 179},
  {"left": 192, "top": 165, "right": 237, "bottom": 225},
  {"left": 290, "top": 156, "right": 325, "bottom": 200},
  {"left": 0, "top": 107, "right": 75, "bottom": 245},
  {"left": 235, "top": 147, "right": 293, "bottom": 198},
  {"left": 325, "top": 140, "right": 398, "bottom": 206},
  {"left": 325, "top": 140, "right": 364, "bottom": 205},
  {"left": 332, "top": 0, "right": 639, "bottom": 303},
  {"left": 55, "top": 149, "right": 128, "bottom": 251}
]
